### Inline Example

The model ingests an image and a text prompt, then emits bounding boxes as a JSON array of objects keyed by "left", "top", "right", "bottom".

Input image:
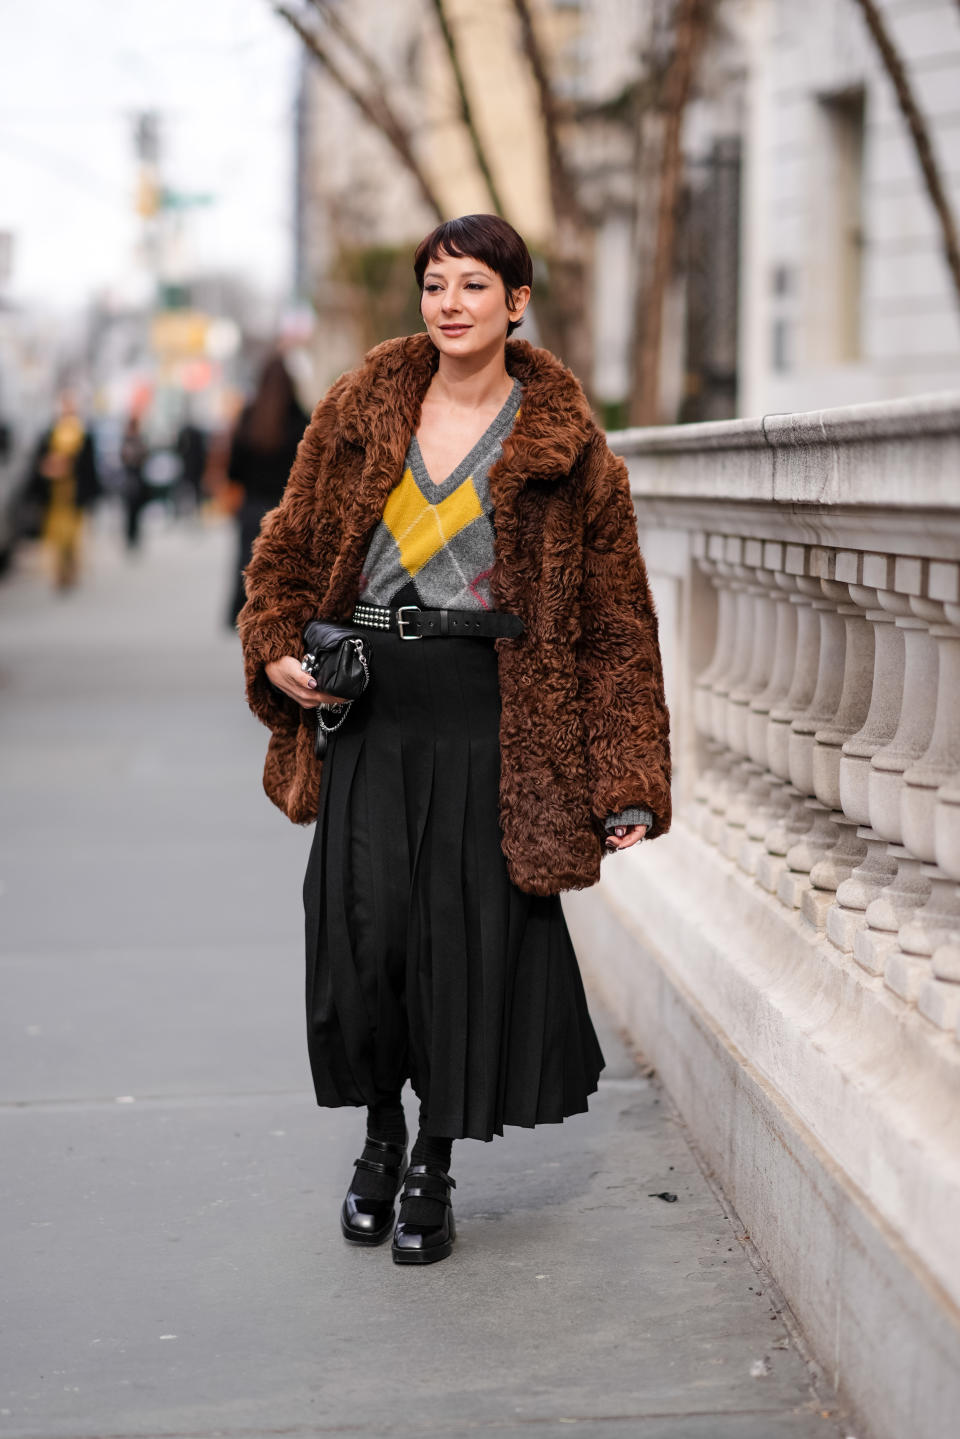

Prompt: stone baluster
[
  {"left": 708, "top": 541, "right": 750, "bottom": 746},
  {"left": 934, "top": 768, "right": 960, "bottom": 888},
  {"left": 930, "top": 761, "right": 960, "bottom": 1043},
  {"left": 853, "top": 558, "right": 938, "bottom": 976},
  {"left": 691, "top": 543, "right": 737, "bottom": 837},
  {"left": 777, "top": 559, "right": 849, "bottom": 912},
  {"left": 693, "top": 539, "right": 735, "bottom": 739},
  {"left": 826, "top": 556, "right": 904, "bottom": 953},
  {"left": 756, "top": 549, "right": 821, "bottom": 896},
  {"left": 799, "top": 556, "right": 877, "bottom": 929},
  {"left": 702, "top": 541, "right": 757, "bottom": 846},
  {"left": 721, "top": 543, "right": 781, "bottom": 861},
  {"left": 740, "top": 544, "right": 797, "bottom": 875},
  {"left": 886, "top": 566, "right": 960, "bottom": 1028}
]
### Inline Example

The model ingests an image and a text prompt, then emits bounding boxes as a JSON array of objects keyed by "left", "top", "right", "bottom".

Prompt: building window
[
  {"left": 811, "top": 88, "right": 865, "bottom": 364},
  {"left": 772, "top": 317, "right": 792, "bottom": 373},
  {"left": 770, "top": 265, "right": 795, "bottom": 373},
  {"left": 772, "top": 264, "right": 792, "bottom": 298}
]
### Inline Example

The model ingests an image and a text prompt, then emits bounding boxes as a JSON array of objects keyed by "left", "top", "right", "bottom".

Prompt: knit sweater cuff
[{"left": 605, "top": 807, "right": 653, "bottom": 833}]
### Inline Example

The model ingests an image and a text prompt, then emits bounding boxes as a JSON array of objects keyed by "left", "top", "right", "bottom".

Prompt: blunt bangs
[{"left": 414, "top": 215, "right": 533, "bottom": 335}]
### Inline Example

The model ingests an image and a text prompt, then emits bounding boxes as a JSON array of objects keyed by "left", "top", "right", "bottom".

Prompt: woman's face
[{"left": 420, "top": 251, "right": 529, "bottom": 359}]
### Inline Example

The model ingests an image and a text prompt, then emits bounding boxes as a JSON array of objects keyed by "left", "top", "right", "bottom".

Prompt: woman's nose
[{"left": 441, "top": 290, "right": 462, "bottom": 313}]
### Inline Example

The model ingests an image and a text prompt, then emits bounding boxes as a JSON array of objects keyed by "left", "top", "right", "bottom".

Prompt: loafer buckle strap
[
  {"left": 362, "top": 1137, "right": 407, "bottom": 1158},
  {"left": 402, "top": 1164, "right": 456, "bottom": 1188},
  {"left": 353, "top": 1155, "right": 404, "bottom": 1178},
  {"left": 399, "top": 1185, "right": 453, "bottom": 1205}
]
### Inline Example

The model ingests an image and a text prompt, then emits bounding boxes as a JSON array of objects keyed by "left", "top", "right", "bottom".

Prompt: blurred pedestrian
[
  {"left": 226, "top": 354, "right": 308, "bottom": 625},
  {"left": 176, "top": 418, "right": 208, "bottom": 513},
  {"left": 28, "top": 389, "right": 100, "bottom": 590},
  {"left": 120, "top": 412, "right": 149, "bottom": 551},
  {"left": 239, "top": 215, "right": 671, "bottom": 1266}
]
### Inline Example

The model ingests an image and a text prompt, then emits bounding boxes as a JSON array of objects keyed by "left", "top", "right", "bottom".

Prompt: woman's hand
[
  {"left": 604, "top": 824, "right": 647, "bottom": 852},
  {"left": 264, "top": 656, "right": 347, "bottom": 710}
]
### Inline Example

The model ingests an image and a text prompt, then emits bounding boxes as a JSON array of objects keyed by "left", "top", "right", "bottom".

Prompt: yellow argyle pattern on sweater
[{"left": 382, "top": 466, "right": 483, "bottom": 577}]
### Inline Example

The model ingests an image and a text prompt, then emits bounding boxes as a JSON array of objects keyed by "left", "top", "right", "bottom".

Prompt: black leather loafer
[
  {"left": 340, "top": 1138, "right": 408, "bottom": 1246},
  {"left": 391, "top": 1164, "right": 457, "bottom": 1265}
]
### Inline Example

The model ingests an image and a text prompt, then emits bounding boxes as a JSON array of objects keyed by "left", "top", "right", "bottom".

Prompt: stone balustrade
[
  {"left": 562, "top": 393, "right": 960, "bottom": 1439},
  {"left": 691, "top": 534, "right": 960, "bottom": 1032}
]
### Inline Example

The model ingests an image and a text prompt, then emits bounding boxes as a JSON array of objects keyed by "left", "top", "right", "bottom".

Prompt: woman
[
  {"left": 239, "top": 215, "right": 670, "bottom": 1266},
  {"left": 227, "top": 353, "right": 309, "bottom": 624},
  {"left": 120, "top": 411, "right": 149, "bottom": 551},
  {"left": 29, "top": 388, "right": 100, "bottom": 590}
]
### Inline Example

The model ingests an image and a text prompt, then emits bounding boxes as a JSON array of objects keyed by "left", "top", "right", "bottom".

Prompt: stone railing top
[{"left": 610, "top": 390, "right": 960, "bottom": 511}]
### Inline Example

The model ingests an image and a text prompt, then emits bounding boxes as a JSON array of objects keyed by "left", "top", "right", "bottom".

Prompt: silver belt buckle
[{"left": 396, "top": 605, "right": 422, "bottom": 640}]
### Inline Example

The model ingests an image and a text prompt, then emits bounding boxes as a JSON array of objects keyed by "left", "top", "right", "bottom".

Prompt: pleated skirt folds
[{"left": 303, "top": 628, "right": 604, "bottom": 1142}]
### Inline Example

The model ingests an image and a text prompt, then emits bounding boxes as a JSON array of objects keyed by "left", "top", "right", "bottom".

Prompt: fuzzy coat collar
[{"left": 334, "top": 332, "right": 596, "bottom": 483}]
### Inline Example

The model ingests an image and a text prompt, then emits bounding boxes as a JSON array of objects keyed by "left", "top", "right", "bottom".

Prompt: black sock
[
  {"left": 401, "top": 1126, "right": 454, "bottom": 1226},
  {"left": 411, "top": 1131, "right": 452, "bottom": 1171},
  {"left": 367, "top": 1097, "right": 407, "bottom": 1147},
  {"left": 349, "top": 1096, "right": 407, "bottom": 1202}
]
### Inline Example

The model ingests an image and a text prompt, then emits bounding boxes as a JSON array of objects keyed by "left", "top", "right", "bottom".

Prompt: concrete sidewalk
[{"left": 0, "top": 512, "right": 852, "bottom": 1439}]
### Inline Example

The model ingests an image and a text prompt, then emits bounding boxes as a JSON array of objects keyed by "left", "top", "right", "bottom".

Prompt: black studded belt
[{"left": 351, "top": 602, "right": 524, "bottom": 641}]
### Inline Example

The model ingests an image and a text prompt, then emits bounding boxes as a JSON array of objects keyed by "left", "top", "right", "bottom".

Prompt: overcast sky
[{"left": 0, "top": 0, "right": 298, "bottom": 311}]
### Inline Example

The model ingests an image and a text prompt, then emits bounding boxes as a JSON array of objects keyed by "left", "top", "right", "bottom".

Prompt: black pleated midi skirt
[{"left": 303, "top": 628, "right": 604, "bottom": 1142}]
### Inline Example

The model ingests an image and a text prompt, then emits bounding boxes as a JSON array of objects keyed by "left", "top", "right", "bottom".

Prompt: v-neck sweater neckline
[{"left": 407, "top": 378, "right": 523, "bottom": 501}]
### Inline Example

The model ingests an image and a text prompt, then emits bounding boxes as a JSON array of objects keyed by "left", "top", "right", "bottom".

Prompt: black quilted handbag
[{"left": 301, "top": 621, "right": 372, "bottom": 758}]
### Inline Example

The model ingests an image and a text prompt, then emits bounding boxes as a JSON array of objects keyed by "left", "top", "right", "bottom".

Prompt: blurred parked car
[
  {"left": 0, "top": 407, "right": 44, "bottom": 574},
  {"left": 0, "top": 343, "right": 51, "bottom": 574}
]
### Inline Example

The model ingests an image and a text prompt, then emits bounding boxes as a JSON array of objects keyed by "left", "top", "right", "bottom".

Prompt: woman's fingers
[
  {"left": 265, "top": 656, "right": 327, "bottom": 709},
  {"left": 604, "top": 824, "right": 647, "bottom": 852}
]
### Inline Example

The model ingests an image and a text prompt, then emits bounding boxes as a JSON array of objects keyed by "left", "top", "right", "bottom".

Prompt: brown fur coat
[{"left": 238, "top": 333, "right": 670, "bottom": 896}]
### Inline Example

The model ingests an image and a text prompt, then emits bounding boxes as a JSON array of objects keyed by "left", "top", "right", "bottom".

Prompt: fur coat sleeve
[
  {"left": 575, "top": 431, "right": 672, "bottom": 839},
  {"left": 237, "top": 376, "right": 349, "bottom": 736}
]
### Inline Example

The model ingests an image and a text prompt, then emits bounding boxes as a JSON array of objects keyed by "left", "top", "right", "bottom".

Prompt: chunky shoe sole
[
  {"left": 391, "top": 1210, "right": 456, "bottom": 1264},
  {"left": 341, "top": 1211, "right": 396, "bottom": 1246},
  {"left": 391, "top": 1237, "right": 455, "bottom": 1264}
]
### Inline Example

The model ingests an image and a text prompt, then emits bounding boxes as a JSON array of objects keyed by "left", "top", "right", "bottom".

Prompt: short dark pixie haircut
[{"left": 414, "top": 214, "right": 533, "bottom": 336}]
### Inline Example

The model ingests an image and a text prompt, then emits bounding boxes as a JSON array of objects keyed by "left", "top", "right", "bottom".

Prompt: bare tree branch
[
  {"left": 306, "top": 0, "right": 390, "bottom": 95},
  {"left": 504, "top": 0, "right": 594, "bottom": 382},
  {"left": 508, "top": 0, "right": 586, "bottom": 237},
  {"left": 630, "top": 0, "right": 714, "bottom": 425},
  {"left": 851, "top": 0, "right": 960, "bottom": 307},
  {"left": 275, "top": 3, "right": 445, "bottom": 222},
  {"left": 429, "top": 0, "right": 508, "bottom": 217}
]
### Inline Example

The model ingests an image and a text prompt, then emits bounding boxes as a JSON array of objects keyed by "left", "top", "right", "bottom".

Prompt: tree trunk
[
  {"left": 275, "top": 3, "right": 445, "bottom": 222},
  {"left": 430, "top": 0, "right": 508, "bottom": 218},
  {"left": 509, "top": 0, "right": 594, "bottom": 387},
  {"left": 850, "top": 0, "right": 960, "bottom": 308},
  {"left": 629, "top": 0, "right": 713, "bottom": 427}
]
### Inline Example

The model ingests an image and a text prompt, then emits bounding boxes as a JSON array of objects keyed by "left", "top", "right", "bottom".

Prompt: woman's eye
[
  {"left": 466, "top": 283, "right": 487, "bottom": 290},
  {"left": 424, "top": 284, "right": 442, "bottom": 293}
]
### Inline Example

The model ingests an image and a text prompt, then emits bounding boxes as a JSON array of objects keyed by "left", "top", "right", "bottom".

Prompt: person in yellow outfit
[{"left": 29, "top": 390, "right": 100, "bottom": 589}]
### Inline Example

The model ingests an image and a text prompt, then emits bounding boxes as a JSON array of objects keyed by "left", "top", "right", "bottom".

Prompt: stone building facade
[
  {"left": 290, "top": 1, "right": 960, "bottom": 413},
  {"left": 739, "top": 0, "right": 960, "bottom": 414}
]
